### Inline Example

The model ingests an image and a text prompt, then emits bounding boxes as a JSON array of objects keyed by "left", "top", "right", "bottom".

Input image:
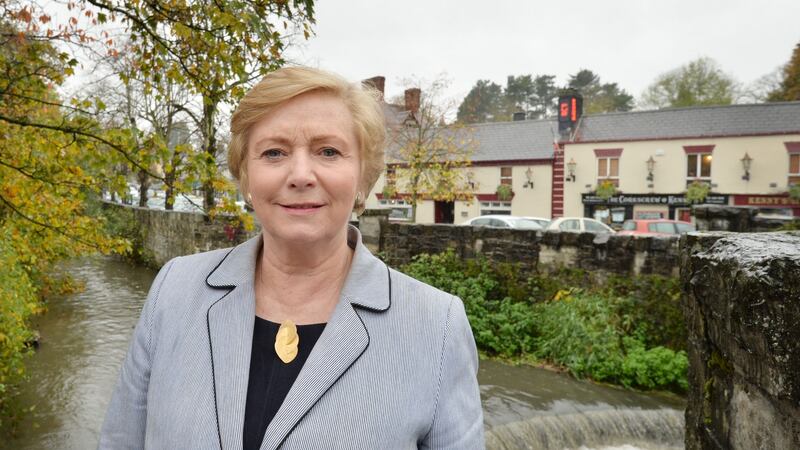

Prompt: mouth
[{"left": 279, "top": 202, "right": 324, "bottom": 209}]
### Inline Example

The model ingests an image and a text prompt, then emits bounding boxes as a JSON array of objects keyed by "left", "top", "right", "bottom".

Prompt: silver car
[{"left": 462, "top": 215, "right": 544, "bottom": 230}]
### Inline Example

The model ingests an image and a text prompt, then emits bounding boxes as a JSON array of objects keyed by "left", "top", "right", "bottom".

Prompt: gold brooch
[{"left": 275, "top": 320, "right": 299, "bottom": 363}]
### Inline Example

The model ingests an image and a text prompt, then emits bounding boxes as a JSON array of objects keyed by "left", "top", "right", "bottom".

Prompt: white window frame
[
  {"left": 378, "top": 198, "right": 412, "bottom": 221},
  {"left": 686, "top": 153, "right": 712, "bottom": 181},
  {"left": 500, "top": 167, "right": 512, "bottom": 186},
  {"left": 597, "top": 157, "right": 619, "bottom": 181},
  {"left": 480, "top": 201, "right": 511, "bottom": 216}
]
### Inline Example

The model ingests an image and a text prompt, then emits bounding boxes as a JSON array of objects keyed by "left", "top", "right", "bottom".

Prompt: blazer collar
[
  {"left": 205, "top": 225, "right": 391, "bottom": 450},
  {"left": 206, "top": 225, "right": 391, "bottom": 312}
]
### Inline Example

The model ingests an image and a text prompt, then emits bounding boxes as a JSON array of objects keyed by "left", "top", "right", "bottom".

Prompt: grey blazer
[{"left": 99, "top": 226, "right": 485, "bottom": 449}]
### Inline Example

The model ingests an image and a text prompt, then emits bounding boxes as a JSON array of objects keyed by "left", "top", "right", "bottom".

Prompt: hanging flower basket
[
  {"left": 789, "top": 183, "right": 800, "bottom": 202},
  {"left": 496, "top": 184, "right": 513, "bottom": 201},
  {"left": 382, "top": 184, "right": 397, "bottom": 199},
  {"left": 686, "top": 181, "right": 710, "bottom": 204},
  {"left": 595, "top": 180, "right": 617, "bottom": 201}
]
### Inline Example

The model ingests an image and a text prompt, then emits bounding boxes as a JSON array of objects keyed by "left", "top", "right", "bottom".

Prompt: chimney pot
[
  {"left": 404, "top": 88, "right": 421, "bottom": 115},
  {"left": 363, "top": 76, "right": 385, "bottom": 100}
]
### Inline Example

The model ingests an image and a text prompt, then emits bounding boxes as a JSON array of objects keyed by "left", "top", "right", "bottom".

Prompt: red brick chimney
[
  {"left": 404, "top": 88, "right": 421, "bottom": 116},
  {"left": 363, "top": 76, "right": 385, "bottom": 100}
]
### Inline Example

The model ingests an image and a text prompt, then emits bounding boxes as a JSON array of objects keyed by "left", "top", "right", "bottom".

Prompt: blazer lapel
[
  {"left": 206, "top": 235, "right": 263, "bottom": 450},
  {"left": 259, "top": 296, "right": 369, "bottom": 450},
  {"left": 260, "top": 226, "right": 391, "bottom": 450}
]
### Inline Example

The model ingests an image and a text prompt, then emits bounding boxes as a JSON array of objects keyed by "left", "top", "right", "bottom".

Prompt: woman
[{"left": 99, "top": 67, "right": 484, "bottom": 449}]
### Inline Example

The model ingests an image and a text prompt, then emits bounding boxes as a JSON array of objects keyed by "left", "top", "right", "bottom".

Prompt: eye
[
  {"left": 320, "top": 147, "right": 341, "bottom": 158},
  {"left": 260, "top": 149, "right": 284, "bottom": 159}
]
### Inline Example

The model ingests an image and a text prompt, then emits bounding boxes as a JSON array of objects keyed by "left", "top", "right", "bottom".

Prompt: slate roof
[
  {"left": 384, "top": 118, "right": 558, "bottom": 164},
  {"left": 573, "top": 101, "right": 800, "bottom": 143},
  {"left": 381, "top": 102, "right": 800, "bottom": 165},
  {"left": 467, "top": 119, "right": 557, "bottom": 162}
]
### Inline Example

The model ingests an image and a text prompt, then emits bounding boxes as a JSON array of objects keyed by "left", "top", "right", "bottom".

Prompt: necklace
[
  {"left": 274, "top": 320, "right": 299, "bottom": 363},
  {"left": 257, "top": 239, "right": 353, "bottom": 364}
]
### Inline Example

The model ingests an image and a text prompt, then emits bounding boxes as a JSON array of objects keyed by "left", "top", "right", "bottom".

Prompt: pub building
[
  {"left": 559, "top": 98, "right": 800, "bottom": 226},
  {"left": 365, "top": 74, "right": 800, "bottom": 225}
]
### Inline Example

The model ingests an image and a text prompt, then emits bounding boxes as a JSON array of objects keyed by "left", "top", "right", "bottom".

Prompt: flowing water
[{"left": 3, "top": 257, "right": 685, "bottom": 450}]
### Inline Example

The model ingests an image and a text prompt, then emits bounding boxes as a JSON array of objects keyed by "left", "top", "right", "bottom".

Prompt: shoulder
[
  {"left": 164, "top": 246, "right": 233, "bottom": 278},
  {"left": 385, "top": 267, "right": 463, "bottom": 322},
  {"left": 144, "top": 245, "right": 238, "bottom": 315}
]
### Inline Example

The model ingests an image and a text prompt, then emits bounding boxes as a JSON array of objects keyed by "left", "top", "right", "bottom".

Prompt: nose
[{"left": 287, "top": 151, "right": 316, "bottom": 189}]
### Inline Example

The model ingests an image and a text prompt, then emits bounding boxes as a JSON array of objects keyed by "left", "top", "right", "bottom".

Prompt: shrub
[
  {"left": 532, "top": 292, "right": 687, "bottom": 391},
  {"left": 0, "top": 237, "right": 40, "bottom": 428},
  {"left": 400, "top": 249, "right": 689, "bottom": 392}
]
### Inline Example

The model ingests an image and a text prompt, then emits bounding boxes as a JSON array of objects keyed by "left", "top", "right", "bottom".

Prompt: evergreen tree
[
  {"left": 567, "top": 69, "right": 634, "bottom": 113},
  {"left": 768, "top": 42, "right": 800, "bottom": 102},
  {"left": 456, "top": 80, "right": 507, "bottom": 123}
]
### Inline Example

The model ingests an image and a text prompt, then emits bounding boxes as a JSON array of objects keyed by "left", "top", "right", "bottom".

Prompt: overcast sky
[{"left": 285, "top": 0, "right": 800, "bottom": 109}]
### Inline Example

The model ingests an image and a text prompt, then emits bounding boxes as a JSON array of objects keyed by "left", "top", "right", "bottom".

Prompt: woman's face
[{"left": 246, "top": 90, "right": 361, "bottom": 246}]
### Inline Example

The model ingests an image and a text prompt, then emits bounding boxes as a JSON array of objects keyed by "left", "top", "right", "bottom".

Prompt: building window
[
  {"left": 386, "top": 167, "right": 397, "bottom": 187},
  {"left": 790, "top": 153, "right": 800, "bottom": 185},
  {"left": 597, "top": 157, "right": 619, "bottom": 186},
  {"left": 480, "top": 201, "right": 511, "bottom": 215},
  {"left": 378, "top": 198, "right": 412, "bottom": 221},
  {"left": 687, "top": 153, "right": 712, "bottom": 180},
  {"left": 500, "top": 167, "right": 512, "bottom": 185},
  {"left": 594, "top": 148, "right": 622, "bottom": 187}
]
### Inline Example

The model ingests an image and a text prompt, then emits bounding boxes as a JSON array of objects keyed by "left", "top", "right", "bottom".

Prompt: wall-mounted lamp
[
  {"left": 646, "top": 156, "right": 656, "bottom": 182},
  {"left": 741, "top": 153, "right": 752, "bottom": 181},
  {"left": 523, "top": 166, "right": 534, "bottom": 189},
  {"left": 566, "top": 158, "right": 577, "bottom": 182},
  {"left": 466, "top": 172, "right": 475, "bottom": 189}
]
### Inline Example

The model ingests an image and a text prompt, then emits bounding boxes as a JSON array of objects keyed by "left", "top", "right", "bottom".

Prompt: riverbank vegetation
[
  {"left": 0, "top": 1, "right": 315, "bottom": 434},
  {"left": 400, "top": 250, "right": 688, "bottom": 393}
]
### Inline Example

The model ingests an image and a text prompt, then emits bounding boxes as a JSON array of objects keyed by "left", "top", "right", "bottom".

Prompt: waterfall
[{"left": 485, "top": 408, "right": 684, "bottom": 450}]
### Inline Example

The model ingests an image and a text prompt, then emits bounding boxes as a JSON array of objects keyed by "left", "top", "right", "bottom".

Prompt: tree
[
  {"left": 391, "top": 77, "right": 476, "bottom": 222},
  {"left": 88, "top": 0, "right": 316, "bottom": 211},
  {"left": 641, "top": 57, "right": 738, "bottom": 109},
  {"left": 741, "top": 67, "right": 783, "bottom": 103},
  {"left": 0, "top": 18, "right": 128, "bottom": 426},
  {"left": 505, "top": 74, "right": 559, "bottom": 119},
  {"left": 456, "top": 80, "right": 507, "bottom": 123},
  {"left": 767, "top": 42, "right": 800, "bottom": 102},
  {"left": 567, "top": 69, "right": 634, "bottom": 113}
]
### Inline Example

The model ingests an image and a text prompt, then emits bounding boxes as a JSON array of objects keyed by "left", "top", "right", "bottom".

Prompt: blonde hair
[{"left": 228, "top": 66, "right": 386, "bottom": 214}]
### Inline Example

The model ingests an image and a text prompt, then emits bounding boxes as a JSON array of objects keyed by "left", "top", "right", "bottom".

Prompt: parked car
[
  {"left": 546, "top": 217, "right": 616, "bottom": 233},
  {"left": 523, "top": 216, "right": 551, "bottom": 229},
  {"left": 462, "top": 215, "right": 544, "bottom": 230},
  {"left": 617, "top": 219, "right": 695, "bottom": 236}
]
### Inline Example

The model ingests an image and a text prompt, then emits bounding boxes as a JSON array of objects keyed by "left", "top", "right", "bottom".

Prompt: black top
[{"left": 243, "top": 317, "right": 326, "bottom": 450}]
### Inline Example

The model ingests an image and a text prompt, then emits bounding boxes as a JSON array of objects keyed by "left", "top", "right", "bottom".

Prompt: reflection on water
[
  {"left": 4, "top": 257, "right": 684, "bottom": 450},
  {"left": 4, "top": 257, "right": 156, "bottom": 450}
]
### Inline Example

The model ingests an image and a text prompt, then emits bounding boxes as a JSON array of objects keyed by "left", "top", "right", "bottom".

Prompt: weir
[{"left": 485, "top": 408, "right": 684, "bottom": 450}]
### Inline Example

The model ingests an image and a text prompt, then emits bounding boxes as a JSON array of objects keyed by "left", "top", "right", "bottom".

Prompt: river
[{"left": 3, "top": 257, "right": 685, "bottom": 450}]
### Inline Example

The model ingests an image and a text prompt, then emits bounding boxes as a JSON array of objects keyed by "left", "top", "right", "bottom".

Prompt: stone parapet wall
[
  {"left": 680, "top": 231, "right": 800, "bottom": 449},
  {"left": 377, "top": 222, "right": 681, "bottom": 276},
  {"left": 102, "top": 202, "right": 259, "bottom": 268}
]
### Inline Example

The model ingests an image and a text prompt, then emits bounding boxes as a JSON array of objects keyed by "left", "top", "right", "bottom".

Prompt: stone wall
[
  {"left": 680, "top": 231, "right": 800, "bottom": 449},
  {"left": 693, "top": 205, "right": 799, "bottom": 232},
  {"left": 102, "top": 202, "right": 259, "bottom": 268},
  {"left": 372, "top": 220, "right": 681, "bottom": 277}
]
